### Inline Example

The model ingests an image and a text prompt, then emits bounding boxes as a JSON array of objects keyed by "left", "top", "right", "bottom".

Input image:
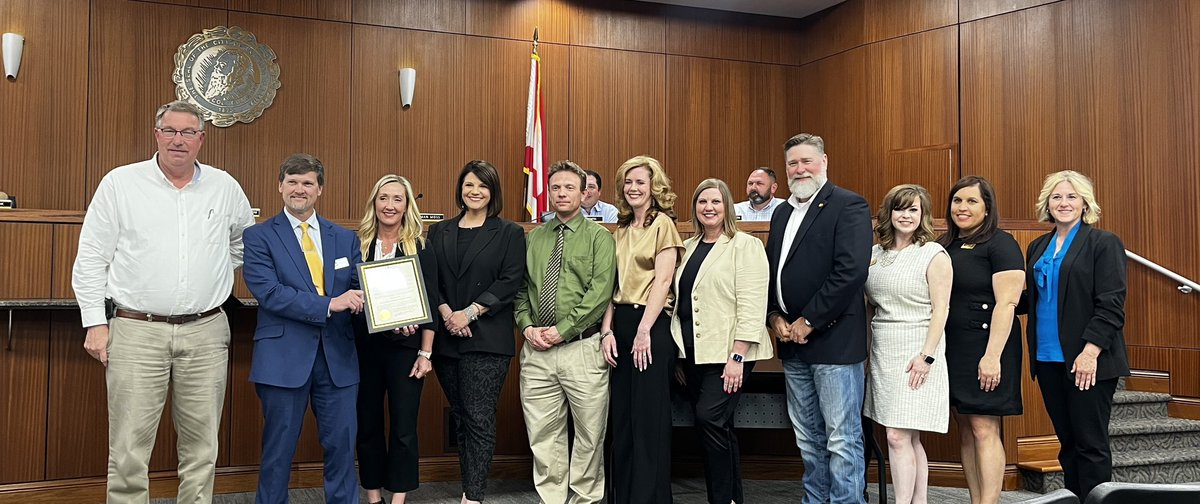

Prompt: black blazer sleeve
[
  {"left": 800, "top": 193, "right": 873, "bottom": 328},
  {"left": 472, "top": 220, "right": 527, "bottom": 312},
  {"left": 1082, "top": 230, "right": 1126, "bottom": 352}
]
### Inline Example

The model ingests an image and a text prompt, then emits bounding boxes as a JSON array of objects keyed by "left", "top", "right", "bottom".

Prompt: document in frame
[{"left": 358, "top": 255, "right": 434, "bottom": 333}]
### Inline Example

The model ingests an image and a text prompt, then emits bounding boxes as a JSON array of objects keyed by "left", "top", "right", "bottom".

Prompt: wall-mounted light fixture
[
  {"left": 3, "top": 33, "right": 23, "bottom": 81},
  {"left": 399, "top": 67, "right": 416, "bottom": 109}
]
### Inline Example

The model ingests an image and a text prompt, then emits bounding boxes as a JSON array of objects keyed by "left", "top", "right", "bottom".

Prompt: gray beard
[{"left": 789, "top": 173, "right": 826, "bottom": 200}]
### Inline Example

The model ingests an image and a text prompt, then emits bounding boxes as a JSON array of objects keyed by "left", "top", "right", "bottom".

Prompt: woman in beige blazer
[{"left": 671, "top": 178, "right": 774, "bottom": 504}]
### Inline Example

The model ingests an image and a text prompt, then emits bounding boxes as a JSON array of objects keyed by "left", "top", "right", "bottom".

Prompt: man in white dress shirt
[
  {"left": 734, "top": 167, "right": 786, "bottom": 221},
  {"left": 73, "top": 100, "right": 255, "bottom": 504}
]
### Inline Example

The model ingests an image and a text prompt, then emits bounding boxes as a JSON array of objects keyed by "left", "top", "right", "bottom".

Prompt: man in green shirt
[{"left": 515, "top": 160, "right": 616, "bottom": 504}]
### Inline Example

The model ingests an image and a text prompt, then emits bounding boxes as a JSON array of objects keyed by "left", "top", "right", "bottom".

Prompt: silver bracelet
[{"left": 465, "top": 305, "right": 478, "bottom": 322}]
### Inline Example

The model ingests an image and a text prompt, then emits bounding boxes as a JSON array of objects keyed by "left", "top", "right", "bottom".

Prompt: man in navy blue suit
[{"left": 243, "top": 153, "right": 365, "bottom": 504}]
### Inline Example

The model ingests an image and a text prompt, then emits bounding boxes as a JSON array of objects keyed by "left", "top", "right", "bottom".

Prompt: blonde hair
[
  {"left": 1035, "top": 170, "right": 1101, "bottom": 224},
  {"left": 358, "top": 174, "right": 425, "bottom": 258},
  {"left": 874, "top": 184, "right": 936, "bottom": 250},
  {"left": 691, "top": 178, "right": 738, "bottom": 239},
  {"left": 615, "top": 155, "right": 677, "bottom": 227}
]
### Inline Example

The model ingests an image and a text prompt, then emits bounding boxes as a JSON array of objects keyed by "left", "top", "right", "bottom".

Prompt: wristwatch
[
  {"left": 417, "top": 350, "right": 433, "bottom": 360},
  {"left": 802, "top": 318, "right": 813, "bottom": 328},
  {"left": 730, "top": 352, "right": 745, "bottom": 363},
  {"left": 920, "top": 352, "right": 935, "bottom": 365}
]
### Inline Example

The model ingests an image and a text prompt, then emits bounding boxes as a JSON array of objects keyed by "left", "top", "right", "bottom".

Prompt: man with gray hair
[
  {"left": 74, "top": 100, "right": 255, "bottom": 503},
  {"left": 516, "top": 160, "right": 616, "bottom": 504},
  {"left": 735, "top": 167, "right": 785, "bottom": 221}
]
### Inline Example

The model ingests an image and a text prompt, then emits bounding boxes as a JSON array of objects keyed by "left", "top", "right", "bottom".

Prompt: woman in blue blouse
[{"left": 1024, "top": 170, "right": 1129, "bottom": 500}]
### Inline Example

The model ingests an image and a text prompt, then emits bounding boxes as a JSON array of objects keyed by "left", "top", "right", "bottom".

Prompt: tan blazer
[{"left": 670, "top": 231, "right": 774, "bottom": 364}]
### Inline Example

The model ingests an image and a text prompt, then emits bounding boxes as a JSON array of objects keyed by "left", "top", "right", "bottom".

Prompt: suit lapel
[
  {"left": 272, "top": 213, "right": 315, "bottom": 293},
  {"left": 1057, "top": 224, "right": 1090, "bottom": 316},
  {"left": 458, "top": 217, "right": 500, "bottom": 277},
  {"left": 320, "top": 216, "right": 337, "bottom": 293},
  {"left": 442, "top": 216, "right": 463, "bottom": 278},
  {"left": 784, "top": 183, "right": 834, "bottom": 267},
  {"left": 694, "top": 234, "right": 731, "bottom": 285}
]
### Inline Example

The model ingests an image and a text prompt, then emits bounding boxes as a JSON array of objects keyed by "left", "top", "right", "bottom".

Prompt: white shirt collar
[
  {"left": 787, "top": 181, "right": 827, "bottom": 210},
  {"left": 284, "top": 210, "right": 320, "bottom": 231}
]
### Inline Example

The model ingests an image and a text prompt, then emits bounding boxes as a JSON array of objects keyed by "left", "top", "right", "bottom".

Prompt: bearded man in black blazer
[{"left": 766, "top": 133, "right": 873, "bottom": 504}]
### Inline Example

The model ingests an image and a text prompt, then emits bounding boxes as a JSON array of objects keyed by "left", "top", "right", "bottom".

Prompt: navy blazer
[
  {"left": 766, "top": 183, "right": 873, "bottom": 364},
  {"left": 243, "top": 211, "right": 362, "bottom": 388},
  {"left": 1024, "top": 224, "right": 1129, "bottom": 381},
  {"left": 428, "top": 215, "right": 526, "bottom": 358}
]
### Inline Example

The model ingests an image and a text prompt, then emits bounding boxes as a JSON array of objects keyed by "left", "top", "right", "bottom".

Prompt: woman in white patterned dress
[{"left": 863, "top": 184, "right": 953, "bottom": 504}]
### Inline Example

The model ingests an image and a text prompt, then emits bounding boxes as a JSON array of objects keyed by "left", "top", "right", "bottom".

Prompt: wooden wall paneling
[
  {"left": 570, "top": 0, "right": 666, "bottom": 53},
  {"left": 228, "top": 0, "right": 352, "bottom": 22},
  {"left": 881, "top": 147, "right": 955, "bottom": 217},
  {"left": 796, "top": 0, "right": 865, "bottom": 65},
  {"left": 350, "top": 26, "right": 461, "bottom": 220},
  {"left": 664, "top": 55, "right": 753, "bottom": 220},
  {"left": 51, "top": 224, "right": 81, "bottom": 299},
  {"left": 353, "top": 0, "right": 462, "bottom": 32},
  {"left": 1126, "top": 345, "right": 1172, "bottom": 374},
  {"left": 46, "top": 311, "right": 108, "bottom": 479},
  {"left": 960, "top": 0, "right": 1061, "bottom": 23},
  {"left": 0, "top": 0, "right": 89, "bottom": 211},
  {"left": 1169, "top": 349, "right": 1200, "bottom": 398},
  {"left": 863, "top": 0, "right": 957, "bottom": 44},
  {"left": 0, "top": 223, "right": 53, "bottom": 299},
  {"left": 568, "top": 47, "right": 667, "bottom": 202},
  {"left": 220, "top": 12, "right": 352, "bottom": 220},
  {"left": 796, "top": 47, "right": 871, "bottom": 198},
  {"left": 1000, "top": 227, "right": 1056, "bottom": 442},
  {"left": 462, "top": 0, "right": 571, "bottom": 43},
  {"left": 0, "top": 311, "right": 49, "bottom": 484},
  {"left": 139, "top": 0, "right": 230, "bottom": 8},
  {"left": 448, "top": 38, "right": 570, "bottom": 222},
  {"left": 959, "top": 4, "right": 1059, "bottom": 221},
  {"left": 664, "top": 7, "right": 802, "bottom": 66},
  {"left": 86, "top": 0, "right": 228, "bottom": 204},
  {"left": 749, "top": 64, "right": 804, "bottom": 182}
]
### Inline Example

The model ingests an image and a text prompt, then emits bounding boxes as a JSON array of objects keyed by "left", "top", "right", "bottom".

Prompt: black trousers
[
  {"left": 606, "top": 304, "right": 675, "bottom": 504},
  {"left": 683, "top": 357, "right": 755, "bottom": 504},
  {"left": 1035, "top": 361, "right": 1119, "bottom": 499},
  {"left": 432, "top": 352, "right": 511, "bottom": 501},
  {"left": 355, "top": 336, "right": 424, "bottom": 493}
]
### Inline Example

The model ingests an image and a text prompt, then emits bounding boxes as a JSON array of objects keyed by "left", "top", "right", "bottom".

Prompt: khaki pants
[
  {"left": 519, "top": 335, "right": 610, "bottom": 504},
  {"left": 106, "top": 312, "right": 230, "bottom": 504}
]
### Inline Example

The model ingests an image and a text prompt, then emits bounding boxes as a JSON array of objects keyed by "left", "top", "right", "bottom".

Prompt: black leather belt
[
  {"left": 114, "top": 307, "right": 221, "bottom": 325},
  {"left": 565, "top": 324, "right": 602, "bottom": 344}
]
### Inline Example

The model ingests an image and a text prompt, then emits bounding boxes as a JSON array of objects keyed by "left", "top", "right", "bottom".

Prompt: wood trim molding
[
  {"left": 1168, "top": 397, "right": 1200, "bottom": 421},
  {"left": 1126, "top": 370, "right": 1171, "bottom": 394},
  {"left": 1017, "top": 435, "right": 1060, "bottom": 464}
]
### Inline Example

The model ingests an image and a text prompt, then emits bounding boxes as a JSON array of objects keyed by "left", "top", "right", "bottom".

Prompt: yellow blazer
[{"left": 670, "top": 231, "right": 774, "bottom": 364}]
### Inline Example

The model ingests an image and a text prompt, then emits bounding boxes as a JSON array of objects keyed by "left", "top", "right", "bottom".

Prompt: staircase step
[
  {"left": 1110, "top": 417, "right": 1200, "bottom": 452},
  {"left": 1021, "top": 447, "right": 1200, "bottom": 493},
  {"left": 1111, "top": 390, "right": 1172, "bottom": 421}
]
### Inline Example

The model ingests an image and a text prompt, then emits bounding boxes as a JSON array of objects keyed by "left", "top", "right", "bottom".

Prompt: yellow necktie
[{"left": 300, "top": 222, "right": 324, "bottom": 295}]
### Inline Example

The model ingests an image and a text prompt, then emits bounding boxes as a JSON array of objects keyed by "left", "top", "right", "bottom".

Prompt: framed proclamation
[{"left": 357, "top": 255, "right": 434, "bottom": 333}]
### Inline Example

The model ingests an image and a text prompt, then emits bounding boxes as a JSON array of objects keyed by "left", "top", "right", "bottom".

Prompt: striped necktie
[{"left": 537, "top": 224, "right": 566, "bottom": 326}]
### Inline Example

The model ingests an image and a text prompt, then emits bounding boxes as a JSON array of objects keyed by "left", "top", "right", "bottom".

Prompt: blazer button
[
  {"left": 982, "top": 323, "right": 989, "bottom": 329},
  {"left": 694, "top": 307, "right": 700, "bottom": 313},
  {"left": 982, "top": 303, "right": 989, "bottom": 309},
  {"left": 693, "top": 295, "right": 698, "bottom": 301}
]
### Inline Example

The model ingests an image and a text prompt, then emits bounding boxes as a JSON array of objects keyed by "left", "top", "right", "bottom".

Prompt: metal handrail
[{"left": 1126, "top": 250, "right": 1198, "bottom": 294}]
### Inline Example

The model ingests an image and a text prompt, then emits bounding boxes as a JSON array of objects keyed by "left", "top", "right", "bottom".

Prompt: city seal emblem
[{"left": 173, "top": 26, "right": 280, "bottom": 127}]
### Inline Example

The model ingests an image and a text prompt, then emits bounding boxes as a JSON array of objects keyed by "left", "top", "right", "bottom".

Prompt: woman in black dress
[
  {"left": 936, "top": 176, "right": 1024, "bottom": 504},
  {"left": 354, "top": 175, "right": 438, "bottom": 504},
  {"left": 428, "top": 161, "right": 527, "bottom": 504}
]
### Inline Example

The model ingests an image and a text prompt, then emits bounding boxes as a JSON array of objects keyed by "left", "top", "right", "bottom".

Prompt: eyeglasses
[{"left": 156, "top": 128, "right": 203, "bottom": 139}]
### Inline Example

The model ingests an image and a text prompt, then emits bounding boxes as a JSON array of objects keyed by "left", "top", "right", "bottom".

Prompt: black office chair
[
  {"left": 1019, "top": 489, "right": 1080, "bottom": 504},
  {"left": 862, "top": 416, "right": 886, "bottom": 503},
  {"left": 1083, "top": 482, "right": 1200, "bottom": 504}
]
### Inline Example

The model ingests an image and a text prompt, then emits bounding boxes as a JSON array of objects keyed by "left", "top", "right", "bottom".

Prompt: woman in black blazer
[
  {"left": 1024, "top": 170, "right": 1129, "bottom": 500},
  {"left": 427, "top": 160, "right": 526, "bottom": 504},
  {"left": 354, "top": 174, "right": 439, "bottom": 504}
]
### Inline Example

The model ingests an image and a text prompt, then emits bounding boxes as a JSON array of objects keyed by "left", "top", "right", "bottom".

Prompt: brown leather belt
[{"left": 114, "top": 307, "right": 222, "bottom": 325}]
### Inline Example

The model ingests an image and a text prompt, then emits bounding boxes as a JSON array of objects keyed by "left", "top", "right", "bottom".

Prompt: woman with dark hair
[
  {"left": 600, "top": 155, "right": 683, "bottom": 503},
  {"left": 354, "top": 175, "right": 439, "bottom": 504},
  {"left": 1025, "top": 170, "right": 1128, "bottom": 500},
  {"left": 428, "top": 160, "right": 527, "bottom": 504},
  {"left": 863, "top": 184, "right": 952, "bottom": 504},
  {"left": 936, "top": 176, "right": 1025, "bottom": 504}
]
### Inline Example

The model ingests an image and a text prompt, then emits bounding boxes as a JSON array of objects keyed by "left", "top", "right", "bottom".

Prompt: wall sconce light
[
  {"left": 399, "top": 67, "right": 416, "bottom": 109},
  {"left": 3, "top": 33, "right": 23, "bottom": 81}
]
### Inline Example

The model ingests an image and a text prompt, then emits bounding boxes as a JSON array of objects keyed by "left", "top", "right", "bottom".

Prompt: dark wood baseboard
[
  {"left": 1126, "top": 370, "right": 1171, "bottom": 394},
  {"left": 1017, "top": 435, "right": 1060, "bottom": 465},
  {"left": 1169, "top": 397, "right": 1200, "bottom": 420}
]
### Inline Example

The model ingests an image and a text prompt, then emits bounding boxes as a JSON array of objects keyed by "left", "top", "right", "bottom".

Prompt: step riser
[
  {"left": 1022, "top": 462, "right": 1200, "bottom": 493},
  {"left": 1111, "top": 401, "right": 1169, "bottom": 421},
  {"left": 1111, "top": 431, "right": 1200, "bottom": 452}
]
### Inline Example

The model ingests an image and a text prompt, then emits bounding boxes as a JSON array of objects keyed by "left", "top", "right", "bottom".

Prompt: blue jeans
[{"left": 783, "top": 359, "right": 866, "bottom": 504}]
